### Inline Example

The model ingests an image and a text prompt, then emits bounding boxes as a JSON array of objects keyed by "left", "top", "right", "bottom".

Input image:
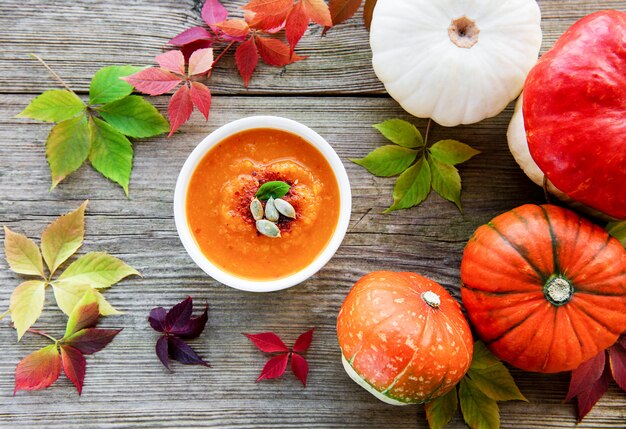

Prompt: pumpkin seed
[
  {"left": 265, "top": 197, "right": 279, "bottom": 222},
  {"left": 250, "top": 198, "right": 264, "bottom": 221},
  {"left": 274, "top": 198, "right": 296, "bottom": 219},
  {"left": 256, "top": 219, "right": 281, "bottom": 238}
]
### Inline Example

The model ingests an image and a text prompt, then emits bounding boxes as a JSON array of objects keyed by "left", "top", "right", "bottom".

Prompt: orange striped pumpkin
[{"left": 461, "top": 204, "right": 626, "bottom": 373}]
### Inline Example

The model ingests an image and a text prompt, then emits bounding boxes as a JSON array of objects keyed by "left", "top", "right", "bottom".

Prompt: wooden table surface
[{"left": 1, "top": 1, "right": 625, "bottom": 428}]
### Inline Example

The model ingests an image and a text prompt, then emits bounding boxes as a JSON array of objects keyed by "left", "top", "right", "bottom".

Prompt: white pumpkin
[{"left": 370, "top": 0, "right": 542, "bottom": 127}]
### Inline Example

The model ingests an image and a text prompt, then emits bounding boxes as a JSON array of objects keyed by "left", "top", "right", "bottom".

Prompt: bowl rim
[{"left": 173, "top": 115, "right": 352, "bottom": 293}]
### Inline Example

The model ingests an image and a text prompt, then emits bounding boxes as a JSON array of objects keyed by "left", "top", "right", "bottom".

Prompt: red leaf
[
  {"left": 257, "top": 353, "right": 289, "bottom": 382},
  {"left": 303, "top": 0, "right": 332, "bottom": 26},
  {"left": 171, "top": 300, "right": 209, "bottom": 339},
  {"left": 566, "top": 351, "right": 606, "bottom": 401},
  {"left": 64, "top": 328, "right": 122, "bottom": 355},
  {"left": 14, "top": 345, "right": 61, "bottom": 394},
  {"left": 168, "top": 336, "right": 210, "bottom": 367},
  {"left": 325, "top": 0, "right": 361, "bottom": 33},
  {"left": 165, "top": 296, "right": 193, "bottom": 332},
  {"left": 286, "top": 1, "right": 309, "bottom": 54},
  {"left": 148, "top": 307, "right": 167, "bottom": 332},
  {"left": 155, "top": 50, "right": 185, "bottom": 75},
  {"left": 60, "top": 345, "right": 86, "bottom": 395},
  {"left": 156, "top": 335, "right": 170, "bottom": 369},
  {"left": 122, "top": 68, "right": 182, "bottom": 96},
  {"left": 576, "top": 360, "right": 612, "bottom": 421},
  {"left": 215, "top": 19, "right": 251, "bottom": 41},
  {"left": 244, "top": 332, "right": 289, "bottom": 353},
  {"left": 235, "top": 37, "right": 259, "bottom": 87},
  {"left": 362, "top": 0, "right": 376, "bottom": 30},
  {"left": 243, "top": 0, "right": 292, "bottom": 15},
  {"left": 188, "top": 48, "right": 214, "bottom": 76},
  {"left": 202, "top": 0, "right": 229, "bottom": 30},
  {"left": 292, "top": 327, "right": 314, "bottom": 353},
  {"left": 609, "top": 343, "right": 626, "bottom": 391},
  {"left": 619, "top": 335, "right": 626, "bottom": 349},
  {"left": 169, "top": 26, "right": 213, "bottom": 47},
  {"left": 291, "top": 352, "right": 309, "bottom": 386},
  {"left": 243, "top": 0, "right": 292, "bottom": 31},
  {"left": 181, "top": 40, "right": 214, "bottom": 62},
  {"left": 256, "top": 36, "right": 306, "bottom": 67},
  {"left": 244, "top": 11, "right": 285, "bottom": 33},
  {"left": 167, "top": 85, "right": 194, "bottom": 136}
]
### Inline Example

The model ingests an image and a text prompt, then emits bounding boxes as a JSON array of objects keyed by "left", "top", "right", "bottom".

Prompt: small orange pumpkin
[
  {"left": 461, "top": 204, "right": 626, "bottom": 373},
  {"left": 337, "top": 271, "right": 473, "bottom": 405}
]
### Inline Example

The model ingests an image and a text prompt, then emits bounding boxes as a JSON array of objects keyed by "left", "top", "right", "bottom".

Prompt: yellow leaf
[
  {"left": 57, "top": 251, "right": 139, "bottom": 289},
  {"left": 95, "top": 290, "right": 123, "bottom": 316},
  {"left": 41, "top": 201, "right": 88, "bottom": 276},
  {"left": 3, "top": 226, "right": 45, "bottom": 277},
  {"left": 9, "top": 280, "right": 47, "bottom": 340},
  {"left": 51, "top": 281, "right": 91, "bottom": 316}
]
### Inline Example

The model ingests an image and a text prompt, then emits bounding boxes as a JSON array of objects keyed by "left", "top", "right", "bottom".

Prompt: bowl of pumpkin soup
[{"left": 174, "top": 116, "right": 351, "bottom": 292}]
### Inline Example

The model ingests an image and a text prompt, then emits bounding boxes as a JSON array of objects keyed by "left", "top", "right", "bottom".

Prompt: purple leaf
[
  {"left": 63, "top": 328, "right": 122, "bottom": 355},
  {"left": 165, "top": 297, "right": 193, "bottom": 332},
  {"left": 156, "top": 335, "right": 170, "bottom": 370},
  {"left": 173, "top": 303, "right": 208, "bottom": 339},
  {"left": 257, "top": 353, "right": 289, "bottom": 382},
  {"left": 202, "top": 0, "right": 228, "bottom": 30},
  {"left": 169, "top": 26, "right": 213, "bottom": 46},
  {"left": 619, "top": 335, "right": 626, "bottom": 349},
  {"left": 148, "top": 307, "right": 167, "bottom": 332},
  {"left": 566, "top": 351, "right": 606, "bottom": 401},
  {"left": 576, "top": 360, "right": 612, "bottom": 421},
  {"left": 291, "top": 352, "right": 309, "bottom": 386},
  {"left": 168, "top": 336, "right": 210, "bottom": 367},
  {"left": 609, "top": 343, "right": 626, "bottom": 391},
  {"left": 292, "top": 328, "right": 314, "bottom": 353}
]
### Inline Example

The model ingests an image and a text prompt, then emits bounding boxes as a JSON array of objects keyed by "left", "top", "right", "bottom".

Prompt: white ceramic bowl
[{"left": 174, "top": 116, "right": 352, "bottom": 292}]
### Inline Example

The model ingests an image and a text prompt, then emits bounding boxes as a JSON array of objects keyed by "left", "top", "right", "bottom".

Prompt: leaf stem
[
  {"left": 29, "top": 53, "right": 75, "bottom": 94},
  {"left": 0, "top": 309, "right": 9, "bottom": 321},
  {"left": 27, "top": 328, "right": 57, "bottom": 342},
  {"left": 424, "top": 118, "right": 433, "bottom": 147},
  {"left": 207, "top": 41, "right": 236, "bottom": 79}
]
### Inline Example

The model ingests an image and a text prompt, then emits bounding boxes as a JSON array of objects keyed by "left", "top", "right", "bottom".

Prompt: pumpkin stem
[
  {"left": 544, "top": 276, "right": 574, "bottom": 306},
  {"left": 448, "top": 17, "right": 479, "bottom": 49},
  {"left": 422, "top": 291, "right": 441, "bottom": 309}
]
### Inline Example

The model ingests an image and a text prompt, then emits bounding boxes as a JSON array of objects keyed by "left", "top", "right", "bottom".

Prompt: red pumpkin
[
  {"left": 337, "top": 271, "right": 473, "bottom": 404},
  {"left": 461, "top": 204, "right": 626, "bottom": 373}
]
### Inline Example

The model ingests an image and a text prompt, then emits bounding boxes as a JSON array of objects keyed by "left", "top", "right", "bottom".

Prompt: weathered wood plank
[
  {"left": 1, "top": 94, "right": 624, "bottom": 427},
  {"left": 0, "top": 0, "right": 623, "bottom": 95}
]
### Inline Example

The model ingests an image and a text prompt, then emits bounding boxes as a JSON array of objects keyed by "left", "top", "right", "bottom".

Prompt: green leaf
[
  {"left": 98, "top": 95, "right": 169, "bottom": 138},
  {"left": 89, "top": 65, "right": 143, "bottom": 105},
  {"left": 428, "top": 156, "right": 463, "bottom": 211},
  {"left": 16, "top": 90, "right": 85, "bottom": 123},
  {"left": 385, "top": 157, "right": 431, "bottom": 213},
  {"left": 45, "top": 114, "right": 91, "bottom": 189},
  {"left": 57, "top": 251, "right": 140, "bottom": 289},
  {"left": 459, "top": 378, "right": 500, "bottom": 429},
  {"left": 373, "top": 119, "right": 423, "bottom": 148},
  {"left": 468, "top": 363, "right": 527, "bottom": 402},
  {"left": 429, "top": 140, "right": 480, "bottom": 165},
  {"left": 40, "top": 201, "right": 87, "bottom": 276},
  {"left": 9, "top": 280, "right": 47, "bottom": 341},
  {"left": 88, "top": 117, "right": 134, "bottom": 195},
  {"left": 255, "top": 181, "right": 291, "bottom": 200},
  {"left": 425, "top": 388, "right": 458, "bottom": 429},
  {"left": 470, "top": 341, "right": 501, "bottom": 370},
  {"left": 607, "top": 221, "right": 626, "bottom": 247},
  {"left": 3, "top": 226, "right": 45, "bottom": 278},
  {"left": 351, "top": 145, "right": 417, "bottom": 177}
]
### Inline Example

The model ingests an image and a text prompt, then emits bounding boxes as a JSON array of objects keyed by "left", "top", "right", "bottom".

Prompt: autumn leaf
[
  {"left": 292, "top": 327, "right": 314, "bottom": 353},
  {"left": 459, "top": 378, "right": 500, "bottom": 429},
  {"left": 188, "top": 48, "right": 214, "bottom": 76},
  {"left": 3, "top": 226, "right": 45, "bottom": 277},
  {"left": 190, "top": 82, "right": 212, "bottom": 120},
  {"left": 122, "top": 68, "right": 182, "bottom": 96},
  {"left": 243, "top": 0, "right": 292, "bottom": 31},
  {"left": 258, "top": 353, "right": 290, "bottom": 381},
  {"left": 236, "top": 37, "right": 259, "bottom": 87},
  {"left": 9, "top": 280, "right": 46, "bottom": 340},
  {"left": 169, "top": 27, "right": 214, "bottom": 47},
  {"left": 215, "top": 19, "right": 251, "bottom": 41},
  {"left": 56, "top": 252, "right": 139, "bottom": 289},
  {"left": 244, "top": 332, "right": 289, "bottom": 353},
  {"left": 45, "top": 114, "right": 91, "bottom": 189},
  {"left": 285, "top": 0, "right": 332, "bottom": 54},
  {"left": 290, "top": 352, "right": 309, "bottom": 386},
  {"left": 201, "top": 0, "right": 229, "bottom": 31},
  {"left": 363, "top": 0, "right": 376, "bottom": 30},
  {"left": 41, "top": 201, "right": 87, "bottom": 275},
  {"left": 14, "top": 345, "right": 62, "bottom": 394},
  {"left": 425, "top": 387, "right": 458, "bottom": 429},
  {"left": 325, "top": 0, "right": 362, "bottom": 32},
  {"left": 256, "top": 36, "right": 307, "bottom": 66},
  {"left": 168, "top": 85, "right": 194, "bottom": 137},
  {"left": 156, "top": 50, "right": 186, "bottom": 75}
]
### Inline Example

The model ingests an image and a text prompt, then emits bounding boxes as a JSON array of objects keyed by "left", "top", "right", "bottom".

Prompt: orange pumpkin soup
[{"left": 186, "top": 128, "right": 341, "bottom": 281}]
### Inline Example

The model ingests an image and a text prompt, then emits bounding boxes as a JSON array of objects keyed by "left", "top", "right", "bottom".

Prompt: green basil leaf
[
  {"left": 429, "top": 139, "right": 480, "bottom": 165},
  {"left": 385, "top": 157, "right": 430, "bottom": 213},
  {"left": 88, "top": 117, "right": 134, "bottom": 195},
  {"left": 470, "top": 341, "right": 501, "bottom": 370},
  {"left": 468, "top": 363, "right": 527, "bottom": 402},
  {"left": 428, "top": 156, "right": 463, "bottom": 211},
  {"left": 255, "top": 181, "right": 290, "bottom": 200},
  {"left": 46, "top": 114, "right": 91, "bottom": 189},
  {"left": 98, "top": 95, "right": 169, "bottom": 138},
  {"left": 373, "top": 119, "right": 423, "bottom": 148},
  {"left": 425, "top": 387, "right": 458, "bottom": 429},
  {"left": 351, "top": 145, "right": 417, "bottom": 177},
  {"left": 17, "top": 90, "right": 85, "bottom": 123},
  {"left": 89, "top": 65, "right": 143, "bottom": 105},
  {"left": 459, "top": 378, "right": 500, "bottom": 429},
  {"left": 607, "top": 221, "right": 626, "bottom": 247}
]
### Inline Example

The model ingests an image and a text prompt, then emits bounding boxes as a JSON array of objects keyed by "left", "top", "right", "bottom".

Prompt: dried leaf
[
  {"left": 189, "top": 82, "right": 212, "bottom": 121},
  {"left": 3, "top": 226, "right": 45, "bottom": 277},
  {"left": 351, "top": 145, "right": 417, "bottom": 177},
  {"left": 202, "top": 0, "right": 229, "bottom": 30},
  {"left": 40, "top": 200, "right": 87, "bottom": 275},
  {"left": 167, "top": 85, "right": 194, "bottom": 136},
  {"left": 169, "top": 27, "right": 213, "bottom": 47},
  {"left": 235, "top": 37, "right": 259, "bottom": 87},
  {"left": 60, "top": 345, "right": 86, "bottom": 394},
  {"left": 566, "top": 351, "right": 606, "bottom": 401},
  {"left": 244, "top": 332, "right": 290, "bottom": 353},
  {"left": 17, "top": 90, "right": 85, "bottom": 123},
  {"left": 89, "top": 65, "right": 142, "bottom": 105},
  {"left": 45, "top": 115, "right": 91, "bottom": 189},
  {"left": 9, "top": 280, "right": 46, "bottom": 340},
  {"left": 290, "top": 352, "right": 309, "bottom": 386},
  {"left": 256, "top": 36, "right": 306, "bottom": 66},
  {"left": 88, "top": 117, "right": 134, "bottom": 195},
  {"left": 425, "top": 387, "right": 458, "bottom": 429},
  {"left": 168, "top": 336, "right": 210, "bottom": 367},
  {"left": 155, "top": 50, "right": 185, "bottom": 75},
  {"left": 122, "top": 68, "right": 182, "bottom": 96},
  {"left": 292, "top": 327, "right": 314, "bottom": 353},
  {"left": 188, "top": 48, "right": 214, "bottom": 76},
  {"left": 257, "top": 353, "right": 289, "bottom": 381},
  {"left": 14, "top": 345, "right": 61, "bottom": 394}
]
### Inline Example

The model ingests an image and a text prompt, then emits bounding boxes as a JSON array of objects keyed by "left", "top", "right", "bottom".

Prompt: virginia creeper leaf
[
  {"left": 428, "top": 156, "right": 463, "bottom": 211},
  {"left": 173, "top": 303, "right": 208, "bottom": 339},
  {"left": 327, "top": 0, "right": 362, "bottom": 29},
  {"left": 17, "top": 90, "right": 85, "bottom": 123},
  {"left": 425, "top": 387, "right": 458, "bottom": 429},
  {"left": 351, "top": 145, "right": 417, "bottom": 177},
  {"left": 164, "top": 296, "right": 193, "bottom": 332},
  {"left": 167, "top": 85, "right": 194, "bottom": 137},
  {"left": 168, "top": 336, "right": 210, "bottom": 367},
  {"left": 156, "top": 335, "right": 170, "bottom": 369},
  {"left": 98, "top": 95, "right": 170, "bottom": 138},
  {"left": 256, "top": 36, "right": 306, "bottom": 66},
  {"left": 202, "top": 0, "right": 229, "bottom": 30},
  {"left": 385, "top": 158, "right": 431, "bottom": 213},
  {"left": 89, "top": 65, "right": 143, "bottom": 105},
  {"left": 64, "top": 290, "right": 99, "bottom": 337},
  {"left": 245, "top": 8, "right": 290, "bottom": 32},
  {"left": 149, "top": 307, "right": 167, "bottom": 332},
  {"left": 94, "top": 290, "right": 122, "bottom": 316},
  {"left": 304, "top": 0, "right": 333, "bottom": 26},
  {"left": 215, "top": 19, "right": 251, "bottom": 41},
  {"left": 429, "top": 140, "right": 480, "bottom": 165},
  {"left": 609, "top": 345, "right": 626, "bottom": 391},
  {"left": 255, "top": 181, "right": 290, "bottom": 200},
  {"left": 257, "top": 353, "right": 289, "bottom": 381},
  {"left": 606, "top": 221, "right": 626, "bottom": 247},
  {"left": 566, "top": 351, "right": 606, "bottom": 401},
  {"left": 40, "top": 200, "right": 87, "bottom": 275},
  {"left": 459, "top": 377, "right": 500, "bottom": 429},
  {"left": 14, "top": 345, "right": 61, "bottom": 394},
  {"left": 468, "top": 363, "right": 527, "bottom": 402},
  {"left": 470, "top": 341, "right": 501, "bottom": 370},
  {"left": 3, "top": 226, "right": 45, "bottom": 277},
  {"left": 243, "top": 0, "right": 292, "bottom": 16},
  {"left": 88, "top": 117, "right": 134, "bottom": 195},
  {"left": 291, "top": 352, "right": 309, "bottom": 386},
  {"left": 45, "top": 114, "right": 91, "bottom": 189},
  {"left": 169, "top": 27, "right": 213, "bottom": 46},
  {"left": 188, "top": 48, "right": 214, "bottom": 76},
  {"left": 190, "top": 82, "right": 212, "bottom": 121},
  {"left": 286, "top": 1, "right": 309, "bottom": 54},
  {"left": 57, "top": 251, "right": 139, "bottom": 290},
  {"left": 52, "top": 281, "right": 92, "bottom": 316},
  {"left": 60, "top": 345, "right": 86, "bottom": 394},
  {"left": 244, "top": 332, "right": 290, "bottom": 353},
  {"left": 155, "top": 50, "right": 185, "bottom": 75},
  {"left": 576, "top": 361, "right": 612, "bottom": 421},
  {"left": 292, "top": 327, "right": 314, "bottom": 353},
  {"left": 373, "top": 119, "right": 423, "bottom": 148},
  {"left": 64, "top": 328, "right": 122, "bottom": 355},
  {"left": 122, "top": 68, "right": 182, "bottom": 96},
  {"left": 363, "top": 0, "right": 377, "bottom": 30},
  {"left": 235, "top": 37, "right": 259, "bottom": 87},
  {"left": 9, "top": 280, "right": 46, "bottom": 341}
]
